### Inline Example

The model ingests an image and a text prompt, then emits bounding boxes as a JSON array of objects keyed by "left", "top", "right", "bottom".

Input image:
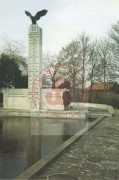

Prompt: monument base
[
  {"left": 3, "top": 89, "right": 64, "bottom": 110},
  {"left": 3, "top": 89, "right": 30, "bottom": 109},
  {"left": 3, "top": 89, "right": 114, "bottom": 118}
]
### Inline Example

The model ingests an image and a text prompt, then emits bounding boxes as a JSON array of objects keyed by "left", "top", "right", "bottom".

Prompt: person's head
[{"left": 64, "top": 88, "right": 67, "bottom": 92}]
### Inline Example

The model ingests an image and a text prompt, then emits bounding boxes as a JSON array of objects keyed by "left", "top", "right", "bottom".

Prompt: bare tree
[
  {"left": 58, "top": 34, "right": 91, "bottom": 101},
  {"left": 94, "top": 40, "right": 112, "bottom": 100},
  {"left": 108, "top": 21, "right": 119, "bottom": 80},
  {"left": 43, "top": 53, "right": 62, "bottom": 88},
  {"left": 88, "top": 41, "right": 100, "bottom": 102},
  {"left": 58, "top": 40, "right": 83, "bottom": 101},
  {"left": 77, "top": 33, "right": 91, "bottom": 100}
]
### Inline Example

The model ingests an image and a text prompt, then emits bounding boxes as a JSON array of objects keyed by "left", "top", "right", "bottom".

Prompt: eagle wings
[{"left": 25, "top": 9, "right": 48, "bottom": 24}]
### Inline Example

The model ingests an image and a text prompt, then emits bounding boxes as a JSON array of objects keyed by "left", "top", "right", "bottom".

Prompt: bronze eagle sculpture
[{"left": 25, "top": 9, "right": 48, "bottom": 24}]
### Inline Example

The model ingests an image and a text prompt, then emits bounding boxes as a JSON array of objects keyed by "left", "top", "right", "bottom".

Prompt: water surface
[{"left": 0, "top": 117, "right": 85, "bottom": 179}]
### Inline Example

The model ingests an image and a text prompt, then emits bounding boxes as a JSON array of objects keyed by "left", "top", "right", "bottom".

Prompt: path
[{"left": 32, "top": 115, "right": 119, "bottom": 180}]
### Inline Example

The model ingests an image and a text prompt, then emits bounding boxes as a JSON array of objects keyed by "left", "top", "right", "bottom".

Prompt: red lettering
[{"left": 46, "top": 90, "right": 63, "bottom": 105}]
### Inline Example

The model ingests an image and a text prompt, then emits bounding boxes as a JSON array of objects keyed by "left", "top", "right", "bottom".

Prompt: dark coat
[{"left": 62, "top": 91, "right": 71, "bottom": 105}]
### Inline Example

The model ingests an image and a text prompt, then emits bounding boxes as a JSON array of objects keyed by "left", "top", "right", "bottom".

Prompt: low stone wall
[
  {"left": 70, "top": 102, "right": 114, "bottom": 116},
  {"left": 3, "top": 88, "right": 64, "bottom": 110},
  {"left": 3, "top": 89, "right": 114, "bottom": 117},
  {"left": 3, "top": 89, "right": 30, "bottom": 109}
]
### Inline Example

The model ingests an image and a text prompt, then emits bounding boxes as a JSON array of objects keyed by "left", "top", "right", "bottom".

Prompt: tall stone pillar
[{"left": 28, "top": 24, "right": 42, "bottom": 110}]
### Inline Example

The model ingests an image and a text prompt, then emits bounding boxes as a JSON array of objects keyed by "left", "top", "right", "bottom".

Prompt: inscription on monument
[{"left": 28, "top": 24, "right": 42, "bottom": 109}]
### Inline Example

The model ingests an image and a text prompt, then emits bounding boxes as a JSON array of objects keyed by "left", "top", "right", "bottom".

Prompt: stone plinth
[{"left": 3, "top": 89, "right": 30, "bottom": 109}]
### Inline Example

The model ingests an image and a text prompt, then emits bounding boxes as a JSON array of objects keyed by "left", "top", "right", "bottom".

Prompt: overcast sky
[{"left": 0, "top": 0, "right": 119, "bottom": 54}]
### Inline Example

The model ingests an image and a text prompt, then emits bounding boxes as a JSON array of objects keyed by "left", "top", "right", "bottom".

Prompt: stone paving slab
[{"left": 32, "top": 115, "right": 119, "bottom": 180}]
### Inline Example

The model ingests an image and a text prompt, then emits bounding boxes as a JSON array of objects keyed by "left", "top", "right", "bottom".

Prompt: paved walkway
[{"left": 32, "top": 115, "right": 119, "bottom": 180}]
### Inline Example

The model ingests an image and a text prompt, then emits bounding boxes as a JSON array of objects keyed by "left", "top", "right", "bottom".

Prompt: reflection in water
[
  {"left": 0, "top": 117, "right": 85, "bottom": 179},
  {"left": 0, "top": 120, "right": 3, "bottom": 135}
]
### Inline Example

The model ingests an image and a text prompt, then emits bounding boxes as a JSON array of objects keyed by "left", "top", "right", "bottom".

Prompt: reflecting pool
[{"left": 0, "top": 117, "right": 85, "bottom": 179}]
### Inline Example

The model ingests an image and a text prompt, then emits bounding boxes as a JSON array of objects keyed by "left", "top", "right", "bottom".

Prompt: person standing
[{"left": 62, "top": 88, "right": 71, "bottom": 110}]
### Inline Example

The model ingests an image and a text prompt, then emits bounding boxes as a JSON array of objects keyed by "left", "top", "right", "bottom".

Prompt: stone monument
[
  {"left": 26, "top": 9, "right": 48, "bottom": 110},
  {"left": 28, "top": 25, "right": 42, "bottom": 110},
  {"left": 3, "top": 10, "right": 48, "bottom": 110}
]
